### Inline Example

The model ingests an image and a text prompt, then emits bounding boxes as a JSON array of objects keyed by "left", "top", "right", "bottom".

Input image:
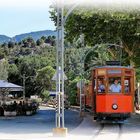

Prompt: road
[
  {"left": 0, "top": 107, "right": 140, "bottom": 140},
  {"left": 0, "top": 106, "right": 82, "bottom": 140},
  {"left": 68, "top": 112, "right": 140, "bottom": 140}
]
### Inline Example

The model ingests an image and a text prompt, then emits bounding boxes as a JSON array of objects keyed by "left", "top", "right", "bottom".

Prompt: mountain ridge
[
  {"left": 0, "top": 30, "right": 56, "bottom": 44},
  {"left": 0, "top": 35, "right": 11, "bottom": 43}
]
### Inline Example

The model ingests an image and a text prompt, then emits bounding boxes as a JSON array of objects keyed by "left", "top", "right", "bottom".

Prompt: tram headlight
[{"left": 112, "top": 104, "right": 118, "bottom": 110}]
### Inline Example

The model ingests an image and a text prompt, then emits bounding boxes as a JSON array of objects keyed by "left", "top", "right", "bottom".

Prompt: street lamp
[{"left": 53, "top": 0, "right": 80, "bottom": 136}]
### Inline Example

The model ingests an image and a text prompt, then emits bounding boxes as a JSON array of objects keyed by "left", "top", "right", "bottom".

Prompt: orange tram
[{"left": 83, "top": 65, "right": 135, "bottom": 121}]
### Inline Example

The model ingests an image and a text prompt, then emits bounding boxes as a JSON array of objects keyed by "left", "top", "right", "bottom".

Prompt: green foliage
[
  {"left": 50, "top": 8, "right": 140, "bottom": 67},
  {"left": 84, "top": 45, "right": 109, "bottom": 69},
  {"left": 0, "top": 59, "right": 9, "bottom": 80},
  {"left": 36, "top": 66, "right": 55, "bottom": 93},
  {"left": 0, "top": 9, "right": 139, "bottom": 104},
  {"left": 0, "top": 35, "right": 56, "bottom": 97},
  {"left": 21, "top": 37, "right": 36, "bottom": 48},
  {"left": 67, "top": 77, "right": 82, "bottom": 105},
  {"left": 41, "top": 90, "right": 50, "bottom": 102},
  {"left": 31, "top": 98, "right": 42, "bottom": 103},
  {"left": 8, "top": 63, "right": 20, "bottom": 84},
  {"left": 36, "top": 38, "right": 44, "bottom": 46},
  {"left": 8, "top": 64, "right": 19, "bottom": 75},
  {"left": 0, "top": 51, "right": 5, "bottom": 59},
  {"left": 8, "top": 41, "right": 15, "bottom": 48},
  {"left": 136, "top": 68, "right": 140, "bottom": 82}
]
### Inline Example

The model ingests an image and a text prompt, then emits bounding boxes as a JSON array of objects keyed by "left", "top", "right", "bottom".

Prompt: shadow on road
[{"left": 0, "top": 108, "right": 83, "bottom": 134}]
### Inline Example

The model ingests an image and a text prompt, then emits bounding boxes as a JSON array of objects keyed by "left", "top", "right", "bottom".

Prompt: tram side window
[
  {"left": 124, "top": 78, "right": 131, "bottom": 93},
  {"left": 109, "top": 77, "right": 121, "bottom": 93},
  {"left": 97, "top": 78, "right": 105, "bottom": 93}
]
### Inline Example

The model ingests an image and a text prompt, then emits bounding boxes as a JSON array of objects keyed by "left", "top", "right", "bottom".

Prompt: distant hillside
[
  {"left": 0, "top": 30, "right": 56, "bottom": 44},
  {"left": 0, "top": 35, "right": 11, "bottom": 44},
  {"left": 13, "top": 30, "right": 56, "bottom": 42}
]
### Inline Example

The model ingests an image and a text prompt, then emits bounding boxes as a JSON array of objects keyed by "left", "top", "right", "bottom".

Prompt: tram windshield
[
  {"left": 109, "top": 77, "right": 121, "bottom": 93},
  {"left": 97, "top": 77, "right": 105, "bottom": 93},
  {"left": 124, "top": 77, "right": 131, "bottom": 94}
]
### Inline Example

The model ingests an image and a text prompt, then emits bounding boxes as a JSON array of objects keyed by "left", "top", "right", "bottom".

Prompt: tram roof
[{"left": 92, "top": 65, "right": 133, "bottom": 69}]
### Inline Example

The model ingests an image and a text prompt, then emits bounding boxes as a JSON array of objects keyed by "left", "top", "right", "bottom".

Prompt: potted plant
[
  {"left": 3, "top": 104, "right": 17, "bottom": 117},
  {"left": 25, "top": 104, "right": 33, "bottom": 116}
]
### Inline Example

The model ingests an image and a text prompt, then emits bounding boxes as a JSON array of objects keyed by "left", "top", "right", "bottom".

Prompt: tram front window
[
  {"left": 124, "top": 78, "right": 131, "bottom": 93},
  {"left": 109, "top": 77, "right": 121, "bottom": 93},
  {"left": 97, "top": 78, "right": 105, "bottom": 93}
]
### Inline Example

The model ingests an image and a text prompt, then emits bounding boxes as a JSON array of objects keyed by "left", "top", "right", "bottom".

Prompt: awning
[{"left": 0, "top": 80, "right": 23, "bottom": 92}]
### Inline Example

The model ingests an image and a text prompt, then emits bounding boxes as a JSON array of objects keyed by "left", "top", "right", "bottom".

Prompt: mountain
[
  {"left": 0, "top": 35, "right": 11, "bottom": 44},
  {"left": 13, "top": 30, "right": 56, "bottom": 42},
  {"left": 0, "top": 30, "right": 56, "bottom": 44}
]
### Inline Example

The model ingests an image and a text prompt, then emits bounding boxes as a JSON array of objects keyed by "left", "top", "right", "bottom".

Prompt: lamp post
[
  {"left": 53, "top": 0, "right": 66, "bottom": 136},
  {"left": 53, "top": 0, "right": 82, "bottom": 136}
]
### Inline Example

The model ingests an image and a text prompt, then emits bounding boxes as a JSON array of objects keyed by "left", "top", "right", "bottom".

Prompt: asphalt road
[
  {"left": 68, "top": 112, "right": 140, "bottom": 140},
  {"left": 0, "top": 107, "right": 140, "bottom": 140},
  {"left": 0, "top": 106, "right": 83, "bottom": 139}
]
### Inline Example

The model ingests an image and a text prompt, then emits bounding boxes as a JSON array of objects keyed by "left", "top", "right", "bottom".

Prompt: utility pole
[
  {"left": 53, "top": 0, "right": 81, "bottom": 136},
  {"left": 53, "top": 0, "right": 67, "bottom": 136},
  {"left": 23, "top": 74, "right": 26, "bottom": 101}
]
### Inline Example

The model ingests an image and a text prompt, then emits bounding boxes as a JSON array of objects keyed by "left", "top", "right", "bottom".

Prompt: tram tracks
[
  {"left": 94, "top": 123, "right": 105, "bottom": 137},
  {"left": 89, "top": 123, "right": 104, "bottom": 140},
  {"left": 117, "top": 123, "right": 123, "bottom": 140},
  {"left": 90, "top": 123, "right": 123, "bottom": 140}
]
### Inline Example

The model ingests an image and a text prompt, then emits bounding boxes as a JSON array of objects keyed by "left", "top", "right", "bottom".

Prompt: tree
[
  {"left": 50, "top": 8, "right": 140, "bottom": 67},
  {"left": 22, "top": 37, "right": 35, "bottom": 48},
  {"left": 45, "top": 36, "right": 56, "bottom": 46},
  {"left": 0, "top": 51, "right": 5, "bottom": 60},
  {"left": 8, "top": 41, "right": 15, "bottom": 48},
  {"left": 8, "top": 64, "right": 19, "bottom": 82},
  {"left": 36, "top": 39, "right": 44, "bottom": 46},
  {"left": 0, "top": 59, "right": 9, "bottom": 80},
  {"left": 41, "top": 36, "right": 47, "bottom": 41},
  {"left": 84, "top": 44, "right": 122, "bottom": 71},
  {"left": 36, "top": 66, "right": 55, "bottom": 94},
  {"left": 41, "top": 90, "right": 50, "bottom": 102}
]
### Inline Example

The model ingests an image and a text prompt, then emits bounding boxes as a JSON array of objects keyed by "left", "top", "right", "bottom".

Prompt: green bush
[{"left": 41, "top": 90, "right": 50, "bottom": 102}]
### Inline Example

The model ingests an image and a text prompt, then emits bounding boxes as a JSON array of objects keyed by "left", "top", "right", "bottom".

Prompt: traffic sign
[
  {"left": 77, "top": 80, "right": 85, "bottom": 88},
  {"left": 52, "top": 67, "right": 67, "bottom": 81}
]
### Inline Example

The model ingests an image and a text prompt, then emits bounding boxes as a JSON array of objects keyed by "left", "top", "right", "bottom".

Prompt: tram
[{"left": 84, "top": 65, "right": 135, "bottom": 121}]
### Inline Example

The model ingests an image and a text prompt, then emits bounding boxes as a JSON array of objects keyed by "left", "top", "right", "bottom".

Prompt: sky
[
  {"left": 0, "top": 0, "right": 139, "bottom": 37},
  {"left": 0, "top": 0, "right": 56, "bottom": 37}
]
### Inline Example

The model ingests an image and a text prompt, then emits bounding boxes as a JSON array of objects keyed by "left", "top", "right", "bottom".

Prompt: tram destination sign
[
  {"left": 108, "top": 70, "right": 121, "bottom": 74},
  {"left": 106, "top": 61, "right": 121, "bottom": 66}
]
